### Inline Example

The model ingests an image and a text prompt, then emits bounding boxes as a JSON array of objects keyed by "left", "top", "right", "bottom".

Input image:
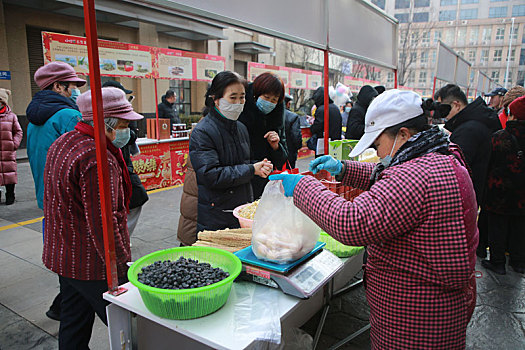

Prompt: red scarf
[
  {"left": 0, "top": 105, "right": 6, "bottom": 115},
  {"left": 75, "top": 122, "right": 132, "bottom": 212}
]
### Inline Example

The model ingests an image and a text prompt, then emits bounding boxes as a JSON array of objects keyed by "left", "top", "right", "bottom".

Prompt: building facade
[{"left": 373, "top": 0, "right": 525, "bottom": 96}]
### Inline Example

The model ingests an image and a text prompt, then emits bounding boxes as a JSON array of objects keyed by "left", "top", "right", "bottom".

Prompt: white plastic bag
[{"left": 251, "top": 180, "right": 320, "bottom": 264}]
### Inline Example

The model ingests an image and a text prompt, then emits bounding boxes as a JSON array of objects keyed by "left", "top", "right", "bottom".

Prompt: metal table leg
[{"left": 328, "top": 323, "right": 371, "bottom": 350}]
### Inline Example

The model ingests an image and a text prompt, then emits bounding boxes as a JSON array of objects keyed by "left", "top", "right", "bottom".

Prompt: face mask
[
  {"left": 70, "top": 88, "right": 81, "bottom": 103},
  {"left": 106, "top": 124, "right": 131, "bottom": 148},
  {"left": 344, "top": 107, "right": 351, "bottom": 113},
  {"left": 379, "top": 134, "right": 398, "bottom": 168},
  {"left": 217, "top": 98, "right": 244, "bottom": 120},
  {"left": 256, "top": 97, "right": 277, "bottom": 115}
]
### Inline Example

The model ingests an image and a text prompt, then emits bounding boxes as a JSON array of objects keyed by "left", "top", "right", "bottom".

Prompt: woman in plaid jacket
[{"left": 271, "top": 90, "right": 478, "bottom": 349}]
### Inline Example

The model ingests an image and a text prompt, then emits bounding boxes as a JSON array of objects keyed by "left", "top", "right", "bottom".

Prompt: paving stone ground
[{"left": 1, "top": 158, "right": 524, "bottom": 349}]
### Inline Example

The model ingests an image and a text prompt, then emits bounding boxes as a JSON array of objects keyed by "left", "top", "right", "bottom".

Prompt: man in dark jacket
[
  {"left": 158, "top": 90, "right": 180, "bottom": 127},
  {"left": 310, "top": 87, "right": 342, "bottom": 154},
  {"left": 345, "top": 85, "right": 378, "bottom": 140},
  {"left": 436, "top": 84, "right": 502, "bottom": 258},
  {"left": 103, "top": 81, "right": 148, "bottom": 236},
  {"left": 284, "top": 94, "right": 302, "bottom": 168}
]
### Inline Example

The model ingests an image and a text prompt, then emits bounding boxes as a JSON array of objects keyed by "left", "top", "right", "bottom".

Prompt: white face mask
[{"left": 217, "top": 98, "right": 244, "bottom": 120}]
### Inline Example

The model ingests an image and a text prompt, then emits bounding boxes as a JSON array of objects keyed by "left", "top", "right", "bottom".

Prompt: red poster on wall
[
  {"left": 132, "top": 143, "right": 172, "bottom": 190},
  {"left": 170, "top": 140, "right": 189, "bottom": 186}
]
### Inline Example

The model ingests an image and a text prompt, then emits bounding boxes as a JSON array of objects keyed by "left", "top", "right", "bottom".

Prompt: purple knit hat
[
  {"left": 34, "top": 61, "right": 86, "bottom": 90},
  {"left": 77, "top": 87, "right": 143, "bottom": 121}
]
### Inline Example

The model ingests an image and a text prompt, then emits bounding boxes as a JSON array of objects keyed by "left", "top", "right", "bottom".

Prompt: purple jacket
[{"left": 0, "top": 106, "right": 23, "bottom": 185}]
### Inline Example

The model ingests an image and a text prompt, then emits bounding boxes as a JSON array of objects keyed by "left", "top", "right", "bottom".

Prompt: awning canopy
[
  {"left": 4, "top": 0, "right": 227, "bottom": 41},
  {"left": 234, "top": 42, "right": 273, "bottom": 55}
]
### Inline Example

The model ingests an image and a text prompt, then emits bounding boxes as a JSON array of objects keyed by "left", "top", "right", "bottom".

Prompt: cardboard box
[
  {"left": 329, "top": 139, "right": 359, "bottom": 161},
  {"left": 147, "top": 118, "right": 171, "bottom": 139}
]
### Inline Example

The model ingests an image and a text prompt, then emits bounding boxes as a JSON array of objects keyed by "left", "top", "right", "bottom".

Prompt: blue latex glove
[
  {"left": 309, "top": 155, "right": 343, "bottom": 175},
  {"left": 269, "top": 174, "right": 304, "bottom": 197}
]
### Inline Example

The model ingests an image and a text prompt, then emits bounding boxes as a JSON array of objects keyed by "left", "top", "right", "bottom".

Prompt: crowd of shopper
[{"left": 3, "top": 57, "right": 525, "bottom": 349}]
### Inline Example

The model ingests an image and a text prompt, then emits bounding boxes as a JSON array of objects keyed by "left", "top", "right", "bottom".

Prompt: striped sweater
[{"left": 42, "top": 128, "right": 131, "bottom": 280}]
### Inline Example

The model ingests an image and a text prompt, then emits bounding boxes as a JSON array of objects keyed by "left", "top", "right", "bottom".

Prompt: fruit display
[
  {"left": 137, "top": 257, "right": 229, "bottom": 290},
  {"left": 238, "top": 200, "right": 258, "bottom": 220}
]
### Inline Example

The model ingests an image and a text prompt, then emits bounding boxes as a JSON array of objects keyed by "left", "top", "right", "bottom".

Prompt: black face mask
[{"left": 436, "top": 103, "right": 452, "bottom": 118}]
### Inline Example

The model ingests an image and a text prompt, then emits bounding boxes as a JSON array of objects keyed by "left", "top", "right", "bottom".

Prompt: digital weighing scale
[{"left": 234, "top": 242, "right": 344, "bottom": 298}]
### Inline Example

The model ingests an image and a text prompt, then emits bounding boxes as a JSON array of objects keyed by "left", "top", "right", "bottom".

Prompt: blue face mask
[
  {"left": 70, "top": 88, "right": 81, "bottom": 103},
  {"left": 106, "top": 124, "right": 131, "bottom": 149},
  {"left": 344, "top": 107, "right": 351, "bottom": 113},
  {"left": 379, "top": 134, "right": 398, "bottom": 168},
  {"left": 256, "top": 97, "right": 277, "bottom": 115}
]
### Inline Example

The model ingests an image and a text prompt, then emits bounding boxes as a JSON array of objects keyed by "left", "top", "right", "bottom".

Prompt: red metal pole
[
  {"left": 83, "top": 0, "right": 121, "bottom": 294},
  {"left": 432, "top": 76, "right": 437, "bottom": 99},
  {"left": 323, "top": 50, "right": 329, "bottom": 155},
  {"left": 154, "top": 79, "right": 160, "bottom": 141},
  {"left": 394, "top": 69, "right": 398, "bottom": 89}
]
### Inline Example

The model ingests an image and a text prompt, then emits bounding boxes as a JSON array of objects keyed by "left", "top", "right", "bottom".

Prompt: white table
[{"left": 104, "top": 251, "right": 364, "bottom": 350}]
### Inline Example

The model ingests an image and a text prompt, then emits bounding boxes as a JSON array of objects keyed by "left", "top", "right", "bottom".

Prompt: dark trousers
[
  {"left": 487, "top": 212, "right": 525, "bottom": 266},
  {"left": 4, "top": 183, "right": 14, "bottom": 195},
  {"left": 58, "top": 275, "right": 126, "bottom": 349}
]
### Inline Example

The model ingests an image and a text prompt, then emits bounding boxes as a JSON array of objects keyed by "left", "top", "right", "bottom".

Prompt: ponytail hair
[{"left": 203, "top": 71, "right": 245, "bottom": 115}]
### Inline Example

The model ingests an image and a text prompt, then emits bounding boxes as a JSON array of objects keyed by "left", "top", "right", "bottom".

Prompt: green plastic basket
[
  {"left": 128, "top": 246, "right": 242, "bottom": 320},
  {"left": 319, "top": 231, "right": 364, "bottom": 258}
]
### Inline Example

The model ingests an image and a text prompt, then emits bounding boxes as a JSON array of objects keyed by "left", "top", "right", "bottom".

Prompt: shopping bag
[{"left": 251, "top": 180, "right": 320, "bottom": 264}]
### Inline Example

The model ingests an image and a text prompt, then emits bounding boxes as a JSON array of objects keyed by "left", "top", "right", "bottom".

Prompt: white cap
[{"left": 349, "top": 89, "right": 423, "bottom": 157}]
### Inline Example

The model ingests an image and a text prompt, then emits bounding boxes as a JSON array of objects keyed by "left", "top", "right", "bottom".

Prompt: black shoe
[
  {"left": 510, "top": 265, "right": 525, "bottom": 274},
  {"left": 45, "top": 308, "right": 60, "bottom": 321},
  {"left": 481, "top": 260, "right": 506, "bottom": 275},
  {"left": 476, "top": 247, "right": 487, "bottom": 259},
  {"left": 5, "top": 194, "right": 14, "bottom": 205}
]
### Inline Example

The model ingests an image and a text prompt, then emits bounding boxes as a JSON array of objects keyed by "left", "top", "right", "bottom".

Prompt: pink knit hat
[
  {"left": 77, "top": 87, "right": 143, "bottom": 121},
  {"left": 34, "top": 61, "right": 86, "bottom": 90}
]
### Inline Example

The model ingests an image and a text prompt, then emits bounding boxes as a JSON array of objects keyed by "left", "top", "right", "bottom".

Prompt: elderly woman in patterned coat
[
  {"left": 271, "top": 89, "right": 478, "bottom": 349},
  {"left": 0, "top": 89, "right": 23, "bottom": 205}
]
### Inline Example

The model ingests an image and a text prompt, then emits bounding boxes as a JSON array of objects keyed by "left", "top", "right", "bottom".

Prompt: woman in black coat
[
  {"left": 189, "top": 71, "right": 272, "bottom": 232},
  {"left": 238, "top": 72, "right": 288, "bottom": 199}
]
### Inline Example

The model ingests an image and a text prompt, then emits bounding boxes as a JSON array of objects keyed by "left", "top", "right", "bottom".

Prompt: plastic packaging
[{"left": 251, "top": 180, "right": 320, "bottom": 264}]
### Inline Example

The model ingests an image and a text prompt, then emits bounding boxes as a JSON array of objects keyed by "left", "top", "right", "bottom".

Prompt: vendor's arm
[
  {"left": 293, "top": 169, "right": 425, "bottom": 247},
  {"left": 337, "top": 160, "right": 376, "bottom": 190},
  {"left": 190, "top": 128, "right": 254, "bottom": 189}
]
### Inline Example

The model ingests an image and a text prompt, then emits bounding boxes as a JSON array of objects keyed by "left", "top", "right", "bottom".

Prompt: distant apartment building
[{"left": 372, "top": 0, "right": 525, "bottom": 96}]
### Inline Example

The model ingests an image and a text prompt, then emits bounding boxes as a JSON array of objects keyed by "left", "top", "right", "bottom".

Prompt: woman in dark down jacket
[
  {"left": 482, "top": 95, "right": 525, "bottom": 275},
  {"left": 238, "top": 72, "right": 288, "bottom": 199},
  {"left": 189, "top": 71, "right": 273, "bottom": 232}
]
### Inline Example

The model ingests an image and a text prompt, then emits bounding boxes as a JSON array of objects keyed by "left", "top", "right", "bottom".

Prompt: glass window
[
  {"left": 513, "top": 5, "right": 525, "bottom": 17},
  {"left": 480, "top": 49, "right": 489, "bottom": 63},
  {"left": 434, "top": 30, "right": 442, "bottom": 43},
  {"left": 439, "top": 10, "right": 456, "bottom": 21},
  {"left": 372, "top": 0, "right": 386, "bottom": 9},
  {"left": 469, "top": 27, "right": 479, "bottom": 43},
  {"left": 395, "top": 0, "right": 410, "bottom": 9},
  {"left": 495, "top": 27, "right": 505, "bottom": 40},
  {"left": 395, "top": 13, "right": 410, "bottom": 23},
  {"left": 491, "top": 71, "right": 500, "bottom": 82},
  {"left": 493, "top": 49, "right": 503, "bottom": 62},
  {"left": 460, "top": 9, "right": 478, "bottom": 19},
  {"left": 510, "top": 26, "right": 519, "bottom": 40},
  {"left": 421, "top": 51, "right": 429, "bottom": 64},
  {"left": 408, "top": 71, "right": 415, "bottom": 85},
  {"left": 440, "top": 0, "right": 457, "bottom": 5},
  {"left": 387, "top": 72, "right": 394, "bottom": 83},
  {"left": 413, "top": 12, "right": 429, "bottom": 22},
  {"left": 506, "top": 49, "right": 516, "bottom": 62},
  {"left": 414, "top": 0, "right": 430, "bottom": 6},
  {"left": 169, "top": 80, "right": 191, "bottom": 115},
  {"left": 520, "top": 49, "right": 525, "bottom": 65},
  {"left": 457, "top": 50, "right": 465, "bottom": 57},
  {"left": 468, "top": 50, "right": 476, "bottom": 63},
  {"left": 489, "top": 7, "right": 508, "bottom": 18},
  {"left": 457, "top": 28, "right": 467, "bottom": 44},
  {"left": 411, "top": 32, "right": 418, "bottom": 46},
  {"left": 444, "top": 29, "right": 455, "bottom": 45},
  {"left": 410, "top": 52, "right": 417, "bottom": 62},
  {"left": 432, "top": 50, "right": 437, "bottom": 64},
  {"left": 461, "top": 0, "right": 478, "bottom": 3},
  {"left": 422, "top": 31, "right": 430, "bottom": 44},
  {"left": 419, "top": 71, "right": 427, "bottom": 83},
  {"left": 482, "top": 27, "right": 492, "bottom": 41}
]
